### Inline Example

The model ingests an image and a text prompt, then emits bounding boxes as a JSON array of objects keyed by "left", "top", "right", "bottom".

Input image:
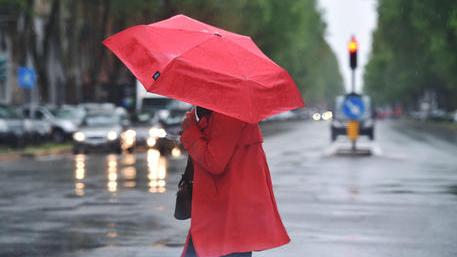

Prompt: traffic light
[
  {"left": 348, "top": 36, "right": 358, "bottom": 70},
  {"left": 0, "top": 56, "right": 6, "bottom": 82}
]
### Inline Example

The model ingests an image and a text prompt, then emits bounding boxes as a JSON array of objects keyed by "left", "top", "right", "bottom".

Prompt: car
[
  {"left": 20, "top": 105, "right": 82, "bottom": 143},
  {"left": 0, "top": 104, "right": 26, "bottom": 147},
  {"left": 132, "top": 112, "right": 171, "bottom": 152},
  {"left": 72, "top": 111, "right": 135, "bottom": 154},
  {"left": 132, "top": 100, "right": 189, "bottom": 155},
  {"left": 331, "top": 94, "right": 375, "bottom": 141}
]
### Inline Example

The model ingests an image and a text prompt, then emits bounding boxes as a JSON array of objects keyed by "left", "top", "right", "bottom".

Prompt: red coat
[{"left": 180, "top": 110, "right": 290, "bottom": 257}]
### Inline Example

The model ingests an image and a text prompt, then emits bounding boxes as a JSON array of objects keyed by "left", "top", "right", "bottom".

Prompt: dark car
[{"left": 331, "top": 94, "right": 375, "bottom": 141}]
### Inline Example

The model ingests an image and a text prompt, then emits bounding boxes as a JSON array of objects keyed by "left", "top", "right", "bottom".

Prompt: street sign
[
  {"left": 17, "top": 67, "right": 37, "bottom": 89},
  {"left": 342, "top": 94, "right": 365, "bottom": 120}
]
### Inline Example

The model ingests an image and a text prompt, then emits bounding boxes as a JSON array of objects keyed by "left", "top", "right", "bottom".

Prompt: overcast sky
[{"left": 317, "top": 0, "right": 378, "bottom": 93}]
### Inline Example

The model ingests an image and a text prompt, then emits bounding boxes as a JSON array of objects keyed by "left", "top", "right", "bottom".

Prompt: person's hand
[{"left": 181, "top": 111, "right": 196, "bottom": 132}]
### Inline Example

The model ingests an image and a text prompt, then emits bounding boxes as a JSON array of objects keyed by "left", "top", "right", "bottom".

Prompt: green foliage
[
  {"left": 0, "top": 0, "right": 342, "bottom": 106},
  {"left": 364, "top": 0, "right": 457, "bottom": 110}
]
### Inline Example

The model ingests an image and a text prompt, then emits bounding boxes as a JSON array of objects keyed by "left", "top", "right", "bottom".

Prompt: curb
[{"left": 0, "top": 146, "right": 72, "bottom": 162}]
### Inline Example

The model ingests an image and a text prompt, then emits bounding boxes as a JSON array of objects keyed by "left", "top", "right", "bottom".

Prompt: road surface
[{"left": 1, "top": 120, "right": 456, "bottom": 257}]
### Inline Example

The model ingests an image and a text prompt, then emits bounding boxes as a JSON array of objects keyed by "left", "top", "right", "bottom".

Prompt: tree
[{"left": 0, "top": 0, "right": 343, "bottom": 106}]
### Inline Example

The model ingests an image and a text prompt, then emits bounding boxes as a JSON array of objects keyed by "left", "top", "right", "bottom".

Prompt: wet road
[{"left": 1, "top": 120, "right": 457, "bottom": 257}]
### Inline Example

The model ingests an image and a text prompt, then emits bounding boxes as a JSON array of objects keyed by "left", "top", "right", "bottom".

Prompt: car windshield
[
  {"left": 84, "top": 115, "right": 119, "bottom": 127},
  {"left": 142, "top": 98, "right": 173, "bottom": 112},
  {"left": 0, "top": 105, "right": 21, "bottom": 119},
  {"left": 52, "top": 108, "right": 85, "bottom": 120},
  {"left": 166, "top": 100, "right": 192, "bottom": 110}
]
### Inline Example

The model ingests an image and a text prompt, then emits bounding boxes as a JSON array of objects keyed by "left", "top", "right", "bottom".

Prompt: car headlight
[
  {"left": 149, "top": 127, "right": 167, "bottom": 138},
  {"left": 312, "top": 113, "right": 321, "bottom": 121},
  {"left": 73, "top": 132, "right": 85, "bottom": 142},
  {"left": 107, "top": 131, "right": 118, "bottom": 141},
  {"left": 321, "top": 111, "right": 333, "bottom": 121},
  {"left": 121, "top": 129, "right": 136, "bottom": 146},
  {"left": 171, "top": 147, "right": 181, "bottom": 157},
  {"left": 123, "top": 129, "right": 136, "bottom": 138}
]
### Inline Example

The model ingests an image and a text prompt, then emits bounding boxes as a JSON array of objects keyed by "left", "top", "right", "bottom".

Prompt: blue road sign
[
  {"left": 342, "top": 95, "right": 365, "bottom": 120},
  {"left": 17, "top": 67, "right": 37, "bottom": 89}
]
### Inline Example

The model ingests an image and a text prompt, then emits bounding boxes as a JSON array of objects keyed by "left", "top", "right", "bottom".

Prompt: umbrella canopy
[{"left": 103, "top": 14, "right": 304, "bottom": 123}]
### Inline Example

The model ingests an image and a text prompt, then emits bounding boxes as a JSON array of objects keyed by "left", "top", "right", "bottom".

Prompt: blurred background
[{"left": 0, "top": 1, "right": 456, "bottom": 257}]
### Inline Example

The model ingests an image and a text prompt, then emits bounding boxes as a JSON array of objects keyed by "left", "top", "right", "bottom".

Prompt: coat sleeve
[{"left": 180, "top": 111, "right": 246, "bottom": 175}]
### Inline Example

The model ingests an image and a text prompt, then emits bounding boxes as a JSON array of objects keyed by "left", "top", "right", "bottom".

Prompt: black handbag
[
  {"left": 174, "top": 157, "right": 194, "bottom": 220},
  {"left": 174, "top": 107, "right": 212, "bottom": 220}
]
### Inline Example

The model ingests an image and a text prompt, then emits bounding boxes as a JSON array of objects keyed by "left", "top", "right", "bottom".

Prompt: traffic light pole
[
  {"left": 351, "top": 69, "right": 355, "bottom": 93},
  {"left": 350, "top": 69, "right": 356, "bottom": 151}
]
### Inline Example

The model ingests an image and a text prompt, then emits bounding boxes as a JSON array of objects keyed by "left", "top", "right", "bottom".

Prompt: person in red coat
[{"left": 180, "top": 107, "right": 290, "bottom": 257}]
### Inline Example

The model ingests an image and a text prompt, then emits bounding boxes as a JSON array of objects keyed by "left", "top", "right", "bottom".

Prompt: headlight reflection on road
[
  {"left": 147, "top": 149, "right": 167, "bottom": 193},
  {"left": 121, "top": 129, "right": 136, "bottom": 150},
  {"left": 120, "top": 153, "right": 137, "bottom": 188},
  {"left": 121, "top": 167, "right": 137, "bottom": 188},
  {"left": 106, "top": 154, "right": 118, "bottom": 193},
  {"left": 74, "top": 154, "right": 86, "bottom": 196}
]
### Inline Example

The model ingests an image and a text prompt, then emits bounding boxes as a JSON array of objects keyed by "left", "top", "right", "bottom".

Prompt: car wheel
[
  {"left": 113, "top": 147, "right": 122, "bottom": 154},
  {"left": 52, "top": 129, "right": 66, "bottom": 143},
  {"left": 331, "top": 128, "right": 337, "bottom": 142},
  {"left": 73, "top": 146, "right": 85, "bottom": 154},
  {"left": 368, "top": 129, "right": 375, "bottom": 141}
]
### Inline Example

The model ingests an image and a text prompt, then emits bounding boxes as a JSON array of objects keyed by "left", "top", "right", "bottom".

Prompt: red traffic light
[
  {"left": 348, "top": 36, "right": 358, "bottom": 69},
  {"left": 348, "top": 36, "right": 358, "bottom": 54}
]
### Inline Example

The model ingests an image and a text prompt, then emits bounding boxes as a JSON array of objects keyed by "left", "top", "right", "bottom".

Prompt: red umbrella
[{"left": 103, "top": 14, "right": 304, "bottom": 123}]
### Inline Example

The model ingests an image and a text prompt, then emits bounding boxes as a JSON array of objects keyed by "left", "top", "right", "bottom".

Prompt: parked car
[
  {"left": 331, "top": 94, "right": 375, "bottom": 141},
  {"left": 0, "top": 104, "right": 26, "bottom": 147},
  {"left": 72, "top": 111, "right": 135, "bottom": 154},
  {"left": 20, "top": 105, "right": 81, "bottom": 143},
  {"left": 21, "top": 110, "right": 52, "bottom": 143},
  {"left": 50, "top": 105, "right": 86, "bottom": 126}
]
